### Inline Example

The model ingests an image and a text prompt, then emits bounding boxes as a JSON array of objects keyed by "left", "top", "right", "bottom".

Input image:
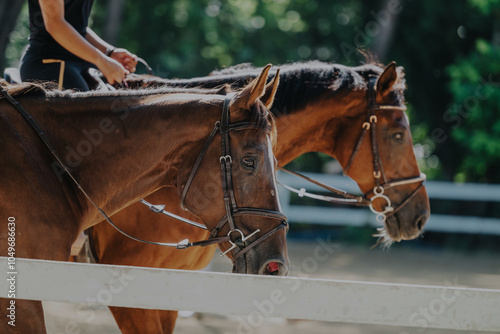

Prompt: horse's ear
[
  {"left": 260, "top": 69, "right": 280, "bottom": 109},
  {"left": 376, "top": 61, "right": 398, "bottom": 96},
  {"left": 231, "top": 64, "right": 272, "bottom": 111}
]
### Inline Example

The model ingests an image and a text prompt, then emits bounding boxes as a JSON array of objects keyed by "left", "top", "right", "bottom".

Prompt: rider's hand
[
  {"left": 96, "top": 55, "right": 129, "bottom": 85},
  {"left": 110, "top": 48, "right": 138, "bottom": 73}
]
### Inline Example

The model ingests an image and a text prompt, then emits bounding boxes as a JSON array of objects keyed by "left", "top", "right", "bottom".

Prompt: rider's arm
[
  {"left": 86, "top": 28, "right": 138, "bottom": 73},
  {"left": 39, "top": 0, "right": 127, "bottom": 84},
  {"left": 84, "top": 27, "right": 113, "bottom": 55}
]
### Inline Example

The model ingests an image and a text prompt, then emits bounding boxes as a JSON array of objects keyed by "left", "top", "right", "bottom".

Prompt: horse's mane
[
  {"left": 211, "top": 60, "right": 407, "bottom": 114},
  {"left": 0, "top": 79, "right": 275, "bottom": 142},
  {"left": 0, "top": 79, "right": 55, "bottom": 99},
  {"left": 0, "top": 77, "right": 229, "bottom": 100}
]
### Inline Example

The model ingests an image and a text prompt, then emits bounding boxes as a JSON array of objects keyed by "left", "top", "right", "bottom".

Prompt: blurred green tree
[
  {"left": 387, "top": 0, "right": 499, "bottom": 182},
  {"left": 0, "top": 0, "right": 25, "bottom": 71},
  {"left": 445, "top": 0, "right": 500, "bottom": 183},
  {"left": 90, "top": 0, "right": 373, "bottom": 78}
]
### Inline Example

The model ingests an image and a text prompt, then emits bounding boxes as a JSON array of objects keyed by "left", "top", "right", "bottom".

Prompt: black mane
[{"left": 205, "top": 61, "right": 406, "bottom": 114}]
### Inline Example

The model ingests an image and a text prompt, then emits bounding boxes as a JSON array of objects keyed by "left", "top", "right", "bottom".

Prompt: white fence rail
[
  {"left": 277, "top": 171, "right": 500, "bottom": 235},
  {"left": 2, "top": 257, "right": 500, "bottom": 332}
]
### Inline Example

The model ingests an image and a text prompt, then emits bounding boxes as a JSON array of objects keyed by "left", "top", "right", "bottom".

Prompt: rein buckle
[{"left": 220, "top": 228, "right": 260, "bottom": 257}]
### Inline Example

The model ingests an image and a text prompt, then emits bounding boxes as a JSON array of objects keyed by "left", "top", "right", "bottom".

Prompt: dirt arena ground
[{"left": 43, "top": 239, "right": 500, "bottom": 334}]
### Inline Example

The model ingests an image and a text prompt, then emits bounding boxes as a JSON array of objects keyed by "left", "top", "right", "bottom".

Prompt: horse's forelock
[
  {"left": 349, "top": 63, "right": 407, "bottom": 105},
  {"left": 394, "top": 66, "right": 407, "bottom": 95}
]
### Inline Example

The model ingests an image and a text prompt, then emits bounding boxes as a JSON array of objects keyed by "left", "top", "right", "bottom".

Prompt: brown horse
[
  {"left": 0, "top": 65, "right": 289, "bottom": 333},
  {"left": 88, "top": 61, "right": 430, "bottom": 333}
]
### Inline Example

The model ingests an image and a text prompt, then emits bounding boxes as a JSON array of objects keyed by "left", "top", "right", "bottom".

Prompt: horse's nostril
[
  {"left": 416, "top": 215, "right": 428, "bottom": 231},
  {"left": 266, "top": 262, "right": 280, "bottom": 275}
]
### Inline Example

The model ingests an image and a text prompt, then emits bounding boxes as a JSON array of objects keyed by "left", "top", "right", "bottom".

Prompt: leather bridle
[
  {"left": 279, "top": 75, "right": 426, "bottom": 224},
  {"left": 175, "top": 92, "right": 288, "bottom": 261},
  {"left": 131, "top": 93, "right": 289, "bottom": 262},
  {"left": 0, "top": 85, "right": 287, "bottom": 263}
]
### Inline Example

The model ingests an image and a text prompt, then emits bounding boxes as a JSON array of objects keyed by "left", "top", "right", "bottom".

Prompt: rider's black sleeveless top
[{"left": 26, "top": 0, "right": 95, "bottom": 62}]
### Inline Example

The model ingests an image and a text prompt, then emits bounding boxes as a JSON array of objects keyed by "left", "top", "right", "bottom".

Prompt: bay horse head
[
  {"left": 334, "top": 62, "right": 430, "bottom": 246},
  {"left": 176, "top": 65, "right": 289, "bottom": 275}
]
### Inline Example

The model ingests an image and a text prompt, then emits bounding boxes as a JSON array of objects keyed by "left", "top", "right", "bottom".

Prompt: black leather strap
[{"left": 179, "top": 120, "right": 221, "bottom": 211}]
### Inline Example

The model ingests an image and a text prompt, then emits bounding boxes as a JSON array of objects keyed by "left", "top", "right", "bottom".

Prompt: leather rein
[
  {"left": 0, "top": 87, "right": 287, "bottom": 262},
  {"left": 278, "top": 76, "right": 426, "bottom": 224}
]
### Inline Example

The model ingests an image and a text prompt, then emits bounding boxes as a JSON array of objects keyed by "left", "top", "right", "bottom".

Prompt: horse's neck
[
  {"left": 30, "top": 94, "right": 214, "bottom": 226},
  {"left": 270, "top": 70, "right": 366, "bottom": 165},
  {"left": 165, "top": 66, "right": 362, "bottom": 165},
  {"left": 272, "top": 94, "right": 350, "bottom": 165}
]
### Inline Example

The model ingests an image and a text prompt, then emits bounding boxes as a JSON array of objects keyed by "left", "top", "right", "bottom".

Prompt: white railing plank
[{"left": 1, "top": 257, "right": 500, "bottom": 332}]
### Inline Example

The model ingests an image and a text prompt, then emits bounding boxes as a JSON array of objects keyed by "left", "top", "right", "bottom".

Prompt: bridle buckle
[{"left": 220, "top": 155, "right": 232, "bottom": 164}]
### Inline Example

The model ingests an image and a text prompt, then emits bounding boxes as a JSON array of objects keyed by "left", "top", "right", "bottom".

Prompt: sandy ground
[{"left": 42, "top": 240, "right": 500, "bottom": 334}]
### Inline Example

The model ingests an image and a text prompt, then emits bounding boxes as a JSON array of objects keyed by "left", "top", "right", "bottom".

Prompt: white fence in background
[
  {"left": 277, "top": 171, "right": 500, "bottom": 235},
  {"left": 1, "top": 257, "right": 500, "bottom": 332}
]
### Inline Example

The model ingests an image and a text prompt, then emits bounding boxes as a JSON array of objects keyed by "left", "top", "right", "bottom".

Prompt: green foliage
[
  {"left": 90, "top": 0, "right": 372, "bottom": 78},
  {"left": 469, "top": 0, "right": 500, "bottom": 14},
  {"left": 4, "top": 4, "right": 29, "bottom": 68},
  {"left": 447, "top": 39, "right": 500, "bottom": 182}
]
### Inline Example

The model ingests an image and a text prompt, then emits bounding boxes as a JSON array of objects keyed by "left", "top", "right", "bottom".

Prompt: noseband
[{"left": 279, "top": 76, "right": 426, "bottom": 223}]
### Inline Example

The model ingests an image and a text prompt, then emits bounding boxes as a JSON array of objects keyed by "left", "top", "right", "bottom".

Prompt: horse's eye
[
  {"left": 392, "top": 132, "right": 404, "bottom": 143},
  {"left": 241, "top": 157, "right": 256, "bottom": 170}
]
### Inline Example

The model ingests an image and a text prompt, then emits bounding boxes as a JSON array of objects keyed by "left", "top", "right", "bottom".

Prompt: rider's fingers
[{"left": 126, "top": 57, "right": 138, "bottom": 66}]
